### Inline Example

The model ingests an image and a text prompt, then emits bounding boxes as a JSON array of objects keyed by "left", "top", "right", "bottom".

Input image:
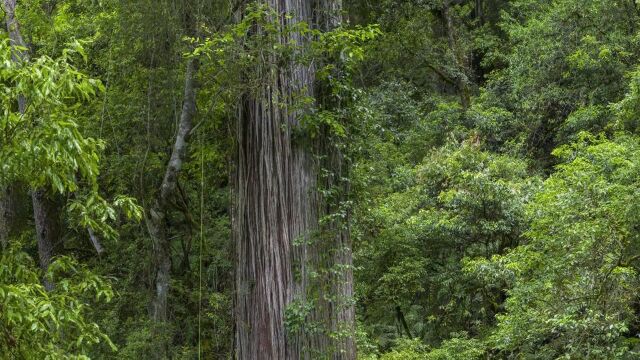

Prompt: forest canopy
[{"left": 2, "top": 0, "right": 640, "bottom": 359}]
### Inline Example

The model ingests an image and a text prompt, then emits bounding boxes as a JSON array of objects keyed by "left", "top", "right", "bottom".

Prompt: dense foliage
[{"left": 3, "top": 0, "right": 640, "bottom": 358}]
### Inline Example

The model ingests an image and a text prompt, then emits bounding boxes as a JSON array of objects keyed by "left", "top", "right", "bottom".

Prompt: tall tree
[
  {"left": 312, "top": 1, "right": 357, "bottom": 356},
  {"left": 233, "top": 0, "right": 355, "bottom": 358},
  {"left": 147, "top": 58, "right": 198, "bottom": 322},
  {"left": 233, "top": 0, "right": 315, "bottom": 353},
  {"left": 143, "top": 4, "right": 204, "bottom": 359},
  {"left": 2, "top": 0, "right": 62, "bottom": 291}
]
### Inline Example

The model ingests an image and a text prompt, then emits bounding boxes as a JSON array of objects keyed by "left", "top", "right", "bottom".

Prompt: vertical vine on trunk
[{"left": 233, "top": 1, "right": 355, "bottom": 358}]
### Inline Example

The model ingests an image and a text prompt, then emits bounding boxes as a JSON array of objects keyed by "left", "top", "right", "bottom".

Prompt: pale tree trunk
[
  {"left": 87, "top": 228, "right": 105, "bottom": 255},
  {"left": 3, "top": 0, "right": 62, "bottom": 285},
  {"left": 234, "top": 0, "right": 355, "bottom": 358},
  {"left": 3, "top": 0, "right": 27, "bottom": 65},
  {"left": 3, "top": 0, "right": 28, "bottom": 114},
  {"left": 145, "top": 58, "right": 198, "bottom": 356}
]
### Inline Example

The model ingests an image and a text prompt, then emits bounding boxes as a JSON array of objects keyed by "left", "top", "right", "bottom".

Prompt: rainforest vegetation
[{"left": 2, "top": 0, "right": 640, "bottom": 359}]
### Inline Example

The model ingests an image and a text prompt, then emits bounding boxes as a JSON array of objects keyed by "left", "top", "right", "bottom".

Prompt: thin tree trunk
[
  {"left": 234, "top": 1, "right": 355, "bottom": 358},
  {"left": 1, "top": 0, "right": 27, "bottom": 250},
  {"left": 87, "top": 228, "right": 105, "bottom": 255},
  {"left": 395, "top": 305, "right": 413, "bottom": 338},
  {"left": 3, "top": 0, "right": 27, "bottom": 65},
  {"left": 443, "top": 0, "right": 471, "bottom": 109},
  {"left": 4, "top": 0, "right": 62, "bottom": 284},
  {"left": 475, "top": 0, "right": 483, "bottom": 24},
  {"left": 147, "top": 58, "right": 198, "bottom": 325},
  {"left": 32, "top": 189, "right": 62, "bottom": 291},
  {"left": 0, "top": 187, "right": 16, "bottom": 249}
]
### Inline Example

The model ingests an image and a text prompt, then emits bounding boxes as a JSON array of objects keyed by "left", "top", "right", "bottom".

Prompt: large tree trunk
[
  {"left": 312, "top": 1, "right": 356, "bottom": 357},
  {"left": 233, "top": 1, "right": 315, "bottom": 358},
  {"left": 234, "top": 1, "right": 355, "bottom": 358},
  {"left": 146, "top": 58, "right": 198, "bottom": 325}
]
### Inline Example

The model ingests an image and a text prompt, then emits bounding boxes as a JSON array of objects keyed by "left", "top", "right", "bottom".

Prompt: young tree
[
  {"left": 2, "top": 0, "right": 63, "bottom": 290},
  {"left": 146, "top": 56, "right": 198, "bottom": 339},
  {"left": 0, "top": 9, "right": 137, "bottom": 359},
  {"left": 0, "top": 0, "right": 25, "bottom": 249}
]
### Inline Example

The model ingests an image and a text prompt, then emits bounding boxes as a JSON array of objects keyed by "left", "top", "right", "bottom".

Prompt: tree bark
[
  {"left": 443, "top": 0, "right": 471, "bottom": 109},
  {"left": 32, "top": 189, "right": 62, "bottom": 291},
  {"left": 395, "top": 305, "right": 413, "bottom": 338},
  {"left": 314, "top": 2, "right": 356, "bottom": 357},
  {"left": 234, "top": 1, "right": 315, "bottom": 358},
  {"left": 234, "top": 1, "right": 355, "bottom": 358},
  {"left": 0, "top": 187, "right": 16, "bottom": 249},
  {"left": 146, "top": 58, "right": 198, "bottom": 324},
  {"left": 3, "top": 0, "right": 28, "bottom": 65}
]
